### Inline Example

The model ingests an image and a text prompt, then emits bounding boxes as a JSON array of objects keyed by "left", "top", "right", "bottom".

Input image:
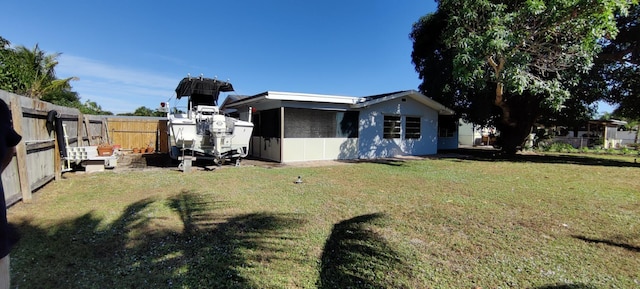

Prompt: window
[
  {"left": 383, "top": 115, "right": 401, "bottom": 139},
  {"left": 337, "top": 111, "right": 359, "bottom": 138},
  {"left": 284, "top": 108, "right": 359, "bottom": 138},
  {"left": 405, "top": 117, "right": 421, "bottom": 139},
  {"left": 438, "top": 127, "right": 455, "bottom": 138},
  {"left": 438, "top": 115, "right": 457, "bottom": 138}
]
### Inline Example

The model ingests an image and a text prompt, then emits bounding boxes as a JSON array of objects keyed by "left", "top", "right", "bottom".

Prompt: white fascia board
[
  {"left": 224, "top": 91, "right": 358, "bottom": 108},
  {"left": 266, "top": 91, "right": 358, "bottom": 104}
]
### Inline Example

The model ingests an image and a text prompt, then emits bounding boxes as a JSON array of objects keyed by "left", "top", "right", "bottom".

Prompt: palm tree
[{"left": 9, "top": 44, "right": 77, "bottom": 99}]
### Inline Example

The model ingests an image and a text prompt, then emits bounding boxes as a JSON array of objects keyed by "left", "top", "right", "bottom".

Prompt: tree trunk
[
  {"left": 494, "top": 90, "right": 543, "bottom": 154},
  {"left": 488, "top": 56, "right": 542, "bottom": 154}
]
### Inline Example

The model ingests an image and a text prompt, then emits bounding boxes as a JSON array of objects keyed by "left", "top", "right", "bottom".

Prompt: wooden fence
[
  {"left": 1, "top": 90, "right": 169, "bottom": 207},
  {"left": 106, "top": 116, "right": 169, "bottom": 153}
]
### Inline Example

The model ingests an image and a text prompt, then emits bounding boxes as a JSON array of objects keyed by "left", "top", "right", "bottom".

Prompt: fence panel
[
  {"left": 2, "top": 91, "right": 86, "bottom": 205},
  {"left": 105, "top": 117, "right": 168, "bottom": 153},
  {"left": 1, "top": 90, "right": 113, "bottom": 206}
]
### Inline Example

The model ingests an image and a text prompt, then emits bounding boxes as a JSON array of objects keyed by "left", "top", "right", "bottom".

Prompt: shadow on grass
[
  {"left": 535, "top": 284, "right": 598, "bottom": 289},
  {"left": 572, "top": 235, "right": 640, "bottom": 253},
  {"left": 437, "top": 148, "right": 640, "bottom": 168},
  {"left": 318, "top": 213, "right": 415, "bottom": 289},
  {"left": 11, "top": 190, "right": 305, "bottom": 289},
  {"left": 337, "top": 159, "right": 407, "bottom": 167}
]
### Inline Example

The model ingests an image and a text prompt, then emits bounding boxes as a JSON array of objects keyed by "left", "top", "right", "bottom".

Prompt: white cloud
[{"left": 56, "top": 55, "right": 178, "bottom": 114}]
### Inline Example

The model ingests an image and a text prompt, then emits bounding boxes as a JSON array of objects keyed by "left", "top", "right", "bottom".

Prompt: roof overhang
[
  {"left": 223, "top": 90, "right": 455, "bottom": 116},
  {"left": 588, "top": 119, "right": 628, "bottom": 127},
  {"left": 223, "top": 91, "right": 357, "bottom": 108}
]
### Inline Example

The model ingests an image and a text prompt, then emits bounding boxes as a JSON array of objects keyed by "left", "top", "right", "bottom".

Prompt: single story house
[
  {"left": 221, "top": 90, "right": 456, "bottom": 163},
  {"left": 551, "top": 119, "right": 633, "bottom": 149}
]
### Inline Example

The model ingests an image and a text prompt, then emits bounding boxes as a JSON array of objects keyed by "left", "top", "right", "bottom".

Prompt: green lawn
[{"left": 7, "top": 152, "right": 640, "bottom": 288}]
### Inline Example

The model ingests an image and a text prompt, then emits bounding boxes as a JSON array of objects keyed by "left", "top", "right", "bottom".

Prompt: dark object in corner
[{"left": 47, "top": 110, "right": 67, "bottom": 158}]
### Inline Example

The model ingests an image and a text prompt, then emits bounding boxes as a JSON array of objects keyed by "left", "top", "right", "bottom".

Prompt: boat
[{"left": 166, "top": 75, "right": 254, "bottom": 169}]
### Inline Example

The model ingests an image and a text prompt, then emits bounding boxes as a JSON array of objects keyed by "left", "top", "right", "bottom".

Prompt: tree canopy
[
  {"left": 117, "top": 106, "right": 165, "bottom": 117},
  {"left": 599, "top": 4, "right": 640, "bottom": 118},
  {"left": 0, "top": 39, "right": 77, "bottom": 99},
  {"left": 411, "top": 0, "right": 638, "bottom": 152},
  {"left": 1, "top": 36, "right": 112, "bottom": 115}
]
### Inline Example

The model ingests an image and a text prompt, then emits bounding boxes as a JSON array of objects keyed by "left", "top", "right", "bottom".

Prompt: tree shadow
[
  {"left": 11, "top": 190, "right": 305, "bottom": 289},
  {"left": 437, "top": 148, "right": 640, "bottom": 168},
  {"left": 534, "top": 284, "right": 598, "bottom": 289},
  {"left": 318, "top": 213, "right": 414, "bottom": 288},
  {"left": 336, "top": 158, "right": 407, "bottom": 167},
  {"left": 572, "top": 235, "right": 640, "bottom": 253}
]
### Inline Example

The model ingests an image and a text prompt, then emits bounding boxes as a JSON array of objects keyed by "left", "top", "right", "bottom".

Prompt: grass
[{"left": 6, "top": 151, "right": 640, "bottom": 288}]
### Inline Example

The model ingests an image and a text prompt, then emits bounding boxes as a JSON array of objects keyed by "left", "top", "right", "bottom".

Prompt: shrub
[
  {"left": 545, "top": 142, "right": 576, "bottom": 153},
  {"left": 620, "top": 147, "right": 632, "bottom": 155}
]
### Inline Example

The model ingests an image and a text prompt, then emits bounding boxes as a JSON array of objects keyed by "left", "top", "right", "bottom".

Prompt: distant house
[
  {"left": 552, "top": 119, "right": 634, "bottom": 148},
  {"left": 222, "top": 90, "right": 456, "bottom": 163},
  {"left": 458, "top": 120, "right": 497, "bottom": 147}
]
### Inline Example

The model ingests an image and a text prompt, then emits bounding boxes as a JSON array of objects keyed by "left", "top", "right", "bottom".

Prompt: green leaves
[
  {"left": 412, "top": 0, "right": 637, "bottom": 152},
  {"left": 438, "top": 0, "right": 637, "bottom": 101},
  {"left": 0, "top": 40, "right": 78, "bottom": 100}
]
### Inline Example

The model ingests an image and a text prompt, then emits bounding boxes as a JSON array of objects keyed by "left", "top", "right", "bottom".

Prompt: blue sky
[
  {"left": 2, "top": 0, "right": 614, "bottom": 115},
  {"left": 1, "top": 1, "right": 439, "bottom": 114}
]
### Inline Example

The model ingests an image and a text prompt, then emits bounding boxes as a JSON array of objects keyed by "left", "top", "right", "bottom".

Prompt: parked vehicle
[{"left": 166, "top": 75, "right": 253, "bottom": 169}]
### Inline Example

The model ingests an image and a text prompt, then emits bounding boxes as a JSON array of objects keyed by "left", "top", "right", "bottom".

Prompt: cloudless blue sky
[
  {"left": 1, "top": 0, "right": 439, "bottom": 114},
  {"left": 2, "top": 0, "right": 614, "bottom": 115}
]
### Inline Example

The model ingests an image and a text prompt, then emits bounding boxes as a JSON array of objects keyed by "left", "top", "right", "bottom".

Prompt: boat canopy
[{"left": 175, "top": 77, "right": 235, "bottom": 106}]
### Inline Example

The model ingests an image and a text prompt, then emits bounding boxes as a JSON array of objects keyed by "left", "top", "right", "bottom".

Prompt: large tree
[
  {"left": 599, "top": 4, "right": 640, "bottom": 118},
  {"left": 412, "top": 0, "right": 637, "bottom": 153},
  {"left": 1, "top": 36, "right": 112, "bottom": 115},
  {"left": 0, "top": 41, "right": 77, "bottom": 99}
]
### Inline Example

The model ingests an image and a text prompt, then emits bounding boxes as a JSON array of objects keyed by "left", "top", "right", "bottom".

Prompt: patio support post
[{"left": 280, "top": 107, "right": 285, "bottom": 163}]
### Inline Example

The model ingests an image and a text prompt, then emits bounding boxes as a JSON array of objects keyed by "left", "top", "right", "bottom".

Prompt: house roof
[
  {"left": 220, "top": 94, "right": 251, "bottom": 109},
  {"left": 352, "top": 90, "right": 455, "bottom": 115},
  {"left": 223, "top": 90, "right": 454, "bottom": 115},
  {"left": 223, "top": 91, "right": 358, "bottom": 107},
  {"left": 589, "top": 119, "right": 628, "bottom": 127}
]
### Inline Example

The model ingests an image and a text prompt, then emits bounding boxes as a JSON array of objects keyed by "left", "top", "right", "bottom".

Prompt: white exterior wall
[
  {"left": 282, "top": 138, "right": 358, "bottom": 162},
  {"left": 554, "top": 130, "right": 638, "bottom": 148},
  {"left": 458, "top": 120, "right": 481, "bottom": 146},
  {"left": 228, "top": 93, "right": 448, "bottom": 162},
  {"left": 357, "top": 98, "right": 439, "bottom": 158}
]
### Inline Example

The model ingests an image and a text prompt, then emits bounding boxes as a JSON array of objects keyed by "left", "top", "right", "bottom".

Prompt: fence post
[
  {"left": 84, "top": 115, "right": 95, "bottom": 146},
  {"left": 54, "top": 127, "right": 62, "bottom": 180},
  {"left": 9, "top": 97, "right": 32, "bottom": 202},
  {"left": 77, "top": 114, "right": 83, "bottom": 147}
]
